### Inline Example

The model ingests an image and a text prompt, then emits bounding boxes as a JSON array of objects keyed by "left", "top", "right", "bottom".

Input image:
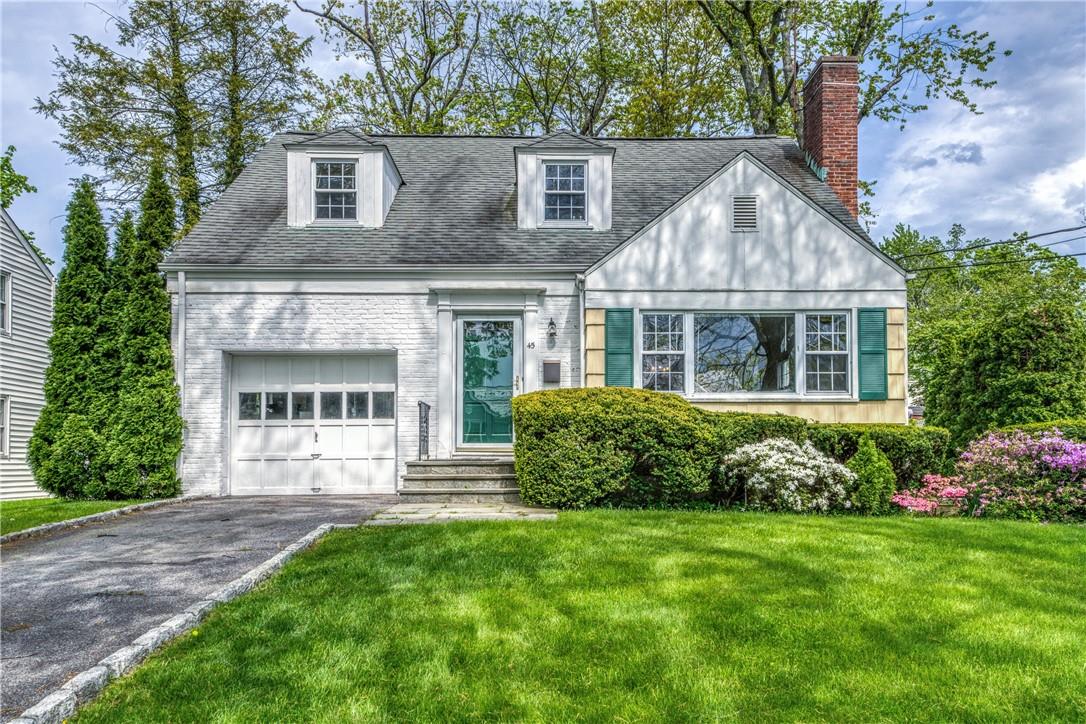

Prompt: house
[
  {"left": 0, "top": 207, "right": 54, "bottom": 499},
  {"left": 165, "top": 56, "right": 908, "bottom": 498}
]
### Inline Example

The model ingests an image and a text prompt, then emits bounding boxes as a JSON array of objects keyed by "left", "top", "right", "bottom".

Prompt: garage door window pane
[
  {"left": 373, "top": 391, "right": 395, "bottom": 419},
  {"left": 265, "top": 392, "right": 288, "bottom": 420},
  {"left": 239, "top": 392, "right": 261, "bottom": 420},
  {"left": 292, "top": 392, "right": 314, "bottom": 419},
  {"left": 347, "top": 392, "right": 369, "bottom": 419},
  {"left": 320, "top": 392, "right": 343, "bottom": 419}
]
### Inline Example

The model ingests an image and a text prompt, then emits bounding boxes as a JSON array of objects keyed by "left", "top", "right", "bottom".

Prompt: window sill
[
  {"left": 306, "top": 219, "right": 364, "bottom": 228},
  {"left": 686, "top": 394, "right": 856, "bottom": 403},
  {"left": 538, "top": 221, "right": 592, "bottom": 230}
]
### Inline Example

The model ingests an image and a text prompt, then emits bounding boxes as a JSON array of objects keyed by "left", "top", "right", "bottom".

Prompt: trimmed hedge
[
  {"left": 994, "top": 419, "right": 1086, "bottom": 442},
  {"left": 512, "top": 388, "right": 948, "bottom": 508},
  {"left": 806, "top": 424, "right": 951, "bottom": 489}
]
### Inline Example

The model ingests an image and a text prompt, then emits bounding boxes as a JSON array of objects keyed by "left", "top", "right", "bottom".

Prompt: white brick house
[{"left": 166, "top": 57, "right": 909, "bottom": 497}]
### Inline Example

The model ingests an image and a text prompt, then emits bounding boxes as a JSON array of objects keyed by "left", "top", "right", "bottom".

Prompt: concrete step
[
  {"left": 398, "top": 489, "right": 522, "bottom": 504},
  {"left": 401, "top": 473, "right": 517, "bottom": 491},
  {"left": 405, "top": 458, "right": 515, "bottom": 477}
]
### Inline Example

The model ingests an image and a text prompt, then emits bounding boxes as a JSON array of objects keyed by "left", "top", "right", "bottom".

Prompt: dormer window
[
  {"left": 314, "top": 160, "right": 357, "bottom": 220},
  {"left": 543, "top": 162, "right": 586, "bottom": 222}
]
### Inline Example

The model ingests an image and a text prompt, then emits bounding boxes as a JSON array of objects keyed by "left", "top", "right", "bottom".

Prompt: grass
[
  {"left": 78, "top": 511, "right": 1086, "bottom": 722},
  {"left": 0, "top": 498, "right": 150, "bottom": 536}
]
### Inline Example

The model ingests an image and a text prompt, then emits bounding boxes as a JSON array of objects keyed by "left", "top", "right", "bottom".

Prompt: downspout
[{"left": 576, "top": 273, "right": 586, "bottom": 387}]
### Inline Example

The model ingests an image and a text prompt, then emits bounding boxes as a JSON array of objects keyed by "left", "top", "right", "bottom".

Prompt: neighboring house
[
  {"left": 166, "top": 56, "right": 908, "bottom": 498},
  {"left": 0, "top": 208, "right": 54, "bottom": 499}
]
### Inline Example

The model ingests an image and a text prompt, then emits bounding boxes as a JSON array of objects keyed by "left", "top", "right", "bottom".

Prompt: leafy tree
[
  {"left": 29, "top": 181, "right": 110, "bottom": 496},
  {"left": 297, "top": 0, "right": 484, "bottom": 133},
  {"left": 102, "top": 160, "right": 183, "bottom": 498},
  {"left": 35, "top": 0, "right": 313, "bottom": 227},
  {"left": 883, "top": 224, "right": 1086, "bottom": 448},
  {"left": 0, "top": 145, "right": 37, "bottom": 208},
  {"left": 0, "top": 145, "right": 54, "bottom": 266},
  {"left": 696, "top": 0, "right": 1009, "bottom": 137}
]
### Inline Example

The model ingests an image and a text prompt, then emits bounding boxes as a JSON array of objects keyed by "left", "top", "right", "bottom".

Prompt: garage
[{"left": 229, "top": 355, "right": 397, "bottom": 495}]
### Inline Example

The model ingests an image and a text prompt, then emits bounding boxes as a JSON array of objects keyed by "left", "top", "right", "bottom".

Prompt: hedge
[
  {"left": 806, "top": 424, "right": 951, "bottom": 489},
  {"left": 994, "top": 419, "right": 1086, "bottom": 442},
  {"left": 512, "top": 388, "right": 948, "bottom": 508}
]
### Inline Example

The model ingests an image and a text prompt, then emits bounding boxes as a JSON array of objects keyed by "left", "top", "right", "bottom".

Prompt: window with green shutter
[
  {"left": 604, "top": 309, "right": 634, "bottom": 387},
  {"left": 857, "top": 308, "right": 888, "bottom": 400}
]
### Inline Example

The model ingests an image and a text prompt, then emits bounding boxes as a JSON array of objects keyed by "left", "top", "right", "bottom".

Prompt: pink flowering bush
[
  {"left": 891, "top": 474, "right": 971, "bottom": 515},
  {"left": 894, "top": 430, "right": 1086, "bottom": 522}
]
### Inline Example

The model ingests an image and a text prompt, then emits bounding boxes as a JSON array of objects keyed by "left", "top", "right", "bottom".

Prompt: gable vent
[{"left": 731, "top": 195, "right": 758, "bottom": 231}]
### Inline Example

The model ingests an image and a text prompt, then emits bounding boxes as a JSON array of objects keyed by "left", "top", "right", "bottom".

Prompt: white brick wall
[{"left": 179, "top": 290, "right": 580, "bottom": 495}]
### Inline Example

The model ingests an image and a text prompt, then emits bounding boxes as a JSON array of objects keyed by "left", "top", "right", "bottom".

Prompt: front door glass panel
[{"left": 461, "top": 320, "right": 515, "bottom": 444}]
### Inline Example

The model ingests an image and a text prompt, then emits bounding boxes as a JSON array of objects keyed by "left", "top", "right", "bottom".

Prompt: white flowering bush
[{"left": 721, "top": 438, "right": 855, "bottom": 512}]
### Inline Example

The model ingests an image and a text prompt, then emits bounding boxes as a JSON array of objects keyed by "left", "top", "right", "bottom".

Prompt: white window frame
[
  {"left": 0, "top": 395, "right": 9, "bottom": 458},
  {"left": 0, "top": 271, "right": 11, "bottom": 335},
  {"left": 635, "top": 310, "right": 855, "bottom": 401},
  {"left": 312, "top": 158, "right": 359, "bottom": 223},
  {"left": 640, "top": 312, "right": 686, "bottom": 393},
  {"left": 539, "top": 160, "right": 589, "bottom": 227},
  {"left": 803, "top": 312, "right": 851, "bottom": 395}
]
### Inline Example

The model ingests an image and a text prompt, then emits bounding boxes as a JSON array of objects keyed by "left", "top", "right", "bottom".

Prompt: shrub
[
  {"left": 955, "top": 430, "right": 1086, "bottom": 522},
  {"left": 995, "top": 419, "right": 1086, "bottom": 442},
  {"left": 512, "top": 388, "right": 719, "bottom": 508},
  {"left": 29, "top": 414, "right": 105, "bottom": 500},
  {"left": 846, "top": 436, "right": 897, "bottom": 515},
  {"left": 807, "top": 424, "right": 950, "bottom": 488},
  {"left": 891, "top": 474, "right": 970, "bottom": 515},
  {"left": 720, "top": 438, "right": 855, "bottom": 513}
]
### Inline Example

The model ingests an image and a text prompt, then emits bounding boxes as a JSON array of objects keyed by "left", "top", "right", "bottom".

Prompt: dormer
[
  {"left": 515, "top": 131, "right": 613, "bottom": 231},
  {"left": 285, "top": 129, "right": 402, "bottom": 228}
]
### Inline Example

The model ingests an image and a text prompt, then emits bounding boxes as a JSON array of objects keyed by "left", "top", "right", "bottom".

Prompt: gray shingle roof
[
  {"left": 166, "top": 132, "right": 871, "bottom": 269},
  {"left": 522, "top": 131, "right": 610, "bottom": 150}
]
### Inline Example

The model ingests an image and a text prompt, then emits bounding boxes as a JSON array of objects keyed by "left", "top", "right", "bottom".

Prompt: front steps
[{"left": 399, "top": 457, "right": 520, "bottom": 503}]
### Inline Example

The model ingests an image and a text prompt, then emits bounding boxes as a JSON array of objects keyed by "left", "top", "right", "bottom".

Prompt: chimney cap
[{"left": 803, "top": 55, "right": 859, "bottom": 89}]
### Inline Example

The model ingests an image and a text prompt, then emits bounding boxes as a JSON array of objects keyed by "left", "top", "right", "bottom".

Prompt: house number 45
[{"left": 527, "top": 342, "right": 536, "bottom": 349}]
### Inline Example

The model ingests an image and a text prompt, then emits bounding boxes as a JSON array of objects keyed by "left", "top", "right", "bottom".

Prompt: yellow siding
[{"left": 585, "top": 309, "right": 606, "bottom": 387}]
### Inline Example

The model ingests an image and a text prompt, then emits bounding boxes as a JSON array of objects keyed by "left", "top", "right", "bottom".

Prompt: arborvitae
[
  {"left": 28, "top": 181, "right": 110, "bottom": 497},
  {"left": 94, "top": 211, "right": 136, "bottom": 411},
  {"left": 100, "top": 160, "right": 183, "bottom": 498}
]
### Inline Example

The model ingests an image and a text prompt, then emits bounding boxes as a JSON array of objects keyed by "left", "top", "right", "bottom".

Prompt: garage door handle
[{"left": 314, "top": 430, "right": 319, "bottom": 443}]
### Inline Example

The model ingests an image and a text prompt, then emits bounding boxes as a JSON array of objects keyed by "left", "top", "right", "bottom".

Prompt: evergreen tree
[
  {"left": 28, "top": 181, "right": 110, "bottom": 497},
  {"left": 100, "top": 161, "right": 184, "bottom": 499},
  {"left": 95, "top": 211, "right": 137, "bottom": 409}
]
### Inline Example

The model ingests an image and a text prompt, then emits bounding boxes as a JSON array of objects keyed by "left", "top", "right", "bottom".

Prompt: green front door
[{"left": 461, "top": 319, "right": 516, "bottom": 444}]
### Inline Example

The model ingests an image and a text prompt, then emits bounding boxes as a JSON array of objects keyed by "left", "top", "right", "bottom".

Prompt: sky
[{"left": 1, "top": 0, "right": 1084, "bottom": 272}]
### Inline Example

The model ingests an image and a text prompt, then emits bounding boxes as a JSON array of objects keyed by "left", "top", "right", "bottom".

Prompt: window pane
[
  {"left": 642, "top": 313, "right": 683, "bottom": 352},
  {"left": 320, "top": 392, "right": 342, "bottom": 419},
  {"left": 346, "top": 391, "right": 369, "bottom": 419},
  {"left": 239, "top": 392, "right": 262, "bottom": 420},
  {"left": 265, "top": 392, "right": 288, "bottom": 420},
  {"left": 291, "top": 392, "right": 314, "bottom": 419},
  {"left": 372, "top": 391, "right": 395, "bottom": 419},
  {"left": 642, "top": 354, "right": 685, "bottom": 392},
  {"left": 695, "top": 314, "right": 795, "bottom": 393}
]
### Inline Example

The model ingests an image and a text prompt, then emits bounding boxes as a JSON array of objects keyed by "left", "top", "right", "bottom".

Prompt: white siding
[
  {"left": 0, "top": 213, "right": 53, "bottom": 499},
  {"left": 176, "top": 275, "right": 579, "bottom": 495},
  {"left": 585, "top": 154, "right": 906, "bottom": 299},
  {"left": 515, "top": 150, "right": 612, "bottom": 230}
]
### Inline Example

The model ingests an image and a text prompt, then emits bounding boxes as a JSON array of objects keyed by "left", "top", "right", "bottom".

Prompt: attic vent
[{"left": 731, "top": 195, "right": 758, "bottom": 231}]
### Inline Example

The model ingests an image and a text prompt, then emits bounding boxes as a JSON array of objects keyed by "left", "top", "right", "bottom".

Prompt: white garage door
[{"left": 230, "top": 355, "right": 397, "bottom": 495}]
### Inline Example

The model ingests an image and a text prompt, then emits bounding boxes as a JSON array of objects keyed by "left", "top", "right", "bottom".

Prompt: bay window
[{"left": 639, "top": 311, "right": 851, "bottom": 397}]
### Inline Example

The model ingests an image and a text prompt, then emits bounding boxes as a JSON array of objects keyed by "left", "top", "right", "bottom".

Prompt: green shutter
[
  {"left": 604, "top": 309, "right": 634, "bottom": 387},
  {"left": 857, "top": 308, "right": 888, "bottom": 400}
]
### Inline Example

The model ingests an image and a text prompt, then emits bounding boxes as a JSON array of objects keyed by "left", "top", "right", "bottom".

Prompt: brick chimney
[{"left": 802, "top": 56, "right": 859, "bottom": 217}]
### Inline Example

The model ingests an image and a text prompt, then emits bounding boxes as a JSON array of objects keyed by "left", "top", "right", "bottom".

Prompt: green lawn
[
  {"left": 78, "top": 511, "right": 1086, "bottom": 722},
  {"left": 0, "top": 498, "right": 149, "bottom": 536}
]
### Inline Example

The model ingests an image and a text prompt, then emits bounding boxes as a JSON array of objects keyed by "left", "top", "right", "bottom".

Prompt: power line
[
  {"left": 893, "top": 225, "right": 1086, "bottom": 261},
  {"left": 906, "top": 251, "right": 1086, "bottom": 274}
]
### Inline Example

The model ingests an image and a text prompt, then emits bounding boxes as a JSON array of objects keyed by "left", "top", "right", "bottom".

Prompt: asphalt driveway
[{"left": 0, "top": 495, "right": 396, "bottom": 719}]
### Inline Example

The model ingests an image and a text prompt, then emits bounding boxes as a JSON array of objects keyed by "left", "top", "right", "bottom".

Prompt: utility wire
[
  {"left": 906, "top": 251, "right": 1086, "bottom": 274},
  {"left": 893, "top": 225, "right": 1086, "bottom": 261}
]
